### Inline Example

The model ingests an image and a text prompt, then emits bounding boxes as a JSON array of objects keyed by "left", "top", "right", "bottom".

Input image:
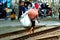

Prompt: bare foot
[{"left": 27, "top": 32, "right": 31, "bottom": 34}]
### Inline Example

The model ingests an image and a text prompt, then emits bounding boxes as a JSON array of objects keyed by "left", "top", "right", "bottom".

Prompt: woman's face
[
  {"left": 21, "top": 2, "right": 24, "bottom": 6},
  {"left": 34, "top": 3, "right": 39, "bottom": 9}
]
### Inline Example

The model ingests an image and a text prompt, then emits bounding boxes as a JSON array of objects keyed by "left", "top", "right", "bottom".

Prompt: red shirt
[{"left": 28, "top": 8, "right": 38, "bottom": 20}]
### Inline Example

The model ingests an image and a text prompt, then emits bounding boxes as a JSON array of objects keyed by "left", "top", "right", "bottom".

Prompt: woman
[
  {"left": 28, "top": 3, "right": 39, "bottom": 34},
  {"left": 18, "top": 1, "right": 26, "bottom": 20},
  {"left": 10, "top": 9, "right": 16, "bottom": 20}
]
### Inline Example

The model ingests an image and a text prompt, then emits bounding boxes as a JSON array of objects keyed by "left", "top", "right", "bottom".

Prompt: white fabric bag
[
  {"left": 20, "top": 8, "right": 32, "bottom": 27},
  {"left": 20, "top": 14, "right": 31, "bottom": 27}
]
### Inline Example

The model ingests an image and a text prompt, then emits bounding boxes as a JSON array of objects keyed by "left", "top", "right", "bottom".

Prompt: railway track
[
  {"left": 0, "top": 26, "right": 59, "bottom": 40},
  {"left": 0, "top": 26, "right": 42, "bottom": 38}
]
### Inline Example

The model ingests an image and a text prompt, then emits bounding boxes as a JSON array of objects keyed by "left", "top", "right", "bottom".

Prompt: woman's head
[
  {"left": 21, "top": 1, "right": 25, "bottom": 6},
  {"left": 34, "top": 3, "right": 39, "bottom": 9}
]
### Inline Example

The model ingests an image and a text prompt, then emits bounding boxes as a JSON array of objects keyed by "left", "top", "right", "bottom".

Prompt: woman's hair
[
  {"left": 35, "top": 3, "right": 38, "bottom": 5},
  {"left": 11, "top": 9, "right": 15, "bottom": 15}
]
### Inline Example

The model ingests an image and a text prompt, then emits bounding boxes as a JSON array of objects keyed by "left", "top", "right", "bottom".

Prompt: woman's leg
[{"left": 29, "top": 20, "right": 35, "bottom": 34}]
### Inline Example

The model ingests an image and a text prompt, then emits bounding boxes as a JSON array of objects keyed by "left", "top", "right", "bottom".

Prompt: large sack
[{"left": 20, "top": 14, "right": 31, "bottom": 27}]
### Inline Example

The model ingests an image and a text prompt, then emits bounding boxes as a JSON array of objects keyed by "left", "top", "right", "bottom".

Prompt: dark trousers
[
  {"left": 31, "top": 20, "right": 35, "bottom": 27},
  {"left": 18, "top": 12, "right": 22, "bottom": 20}
]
